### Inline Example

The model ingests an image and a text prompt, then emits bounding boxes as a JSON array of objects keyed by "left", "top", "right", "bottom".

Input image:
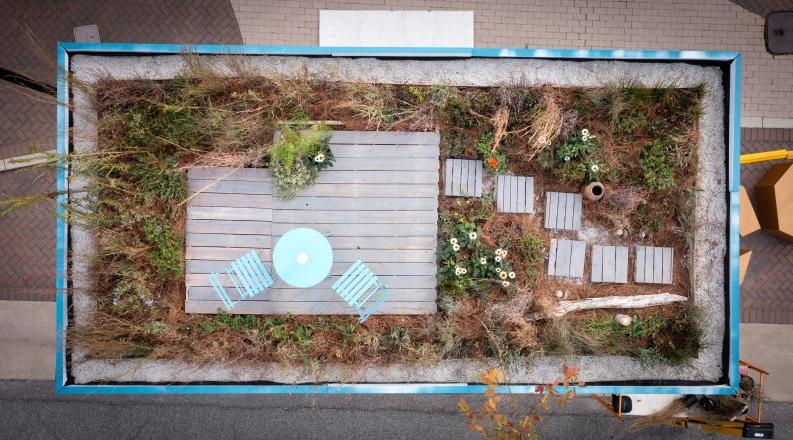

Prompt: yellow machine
[{"left": 593, "top": 360, "right": 772, "bottom": 438}]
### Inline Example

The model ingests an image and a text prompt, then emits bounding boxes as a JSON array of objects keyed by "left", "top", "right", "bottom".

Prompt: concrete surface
[
  {"left": 740, "top": 323, "right": 793, "bottom": 401},
  {"left": 2, "top": 380, "right": 791, "bottom": 440},
  {"left": 0, "top": 301, "right": 54, "bottom": 380}
]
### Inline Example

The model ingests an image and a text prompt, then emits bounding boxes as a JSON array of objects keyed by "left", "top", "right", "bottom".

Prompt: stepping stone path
[
  {"left": 548, "top": 239, "right": 586, "bottom": 278},
  {"left": 444, "top": 159, "right": 483, "bottom": 197},
  {"left": 591, "top": 245, "right": 629, "bottom": 283},
  {"left": 544, "top": 192, "right": 582, "bottom": 231},
  {"left": 496, "top": 175, "right": 535, "bottom": 213},
  {"left": 635, "top": 245, "right": 674, "bottom": 284}
]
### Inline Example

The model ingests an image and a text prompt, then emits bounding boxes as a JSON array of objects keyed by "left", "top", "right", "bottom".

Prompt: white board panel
[{"left": 319, "top": 10, "right": 474, "bottom": 48}]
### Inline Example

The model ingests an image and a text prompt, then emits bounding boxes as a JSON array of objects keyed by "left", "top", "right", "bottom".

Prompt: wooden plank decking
[
  {"left": 185, "top": 131, "right": 440, "bottom": 315},
  {"left": 544, "top": 192, "right": 582, "bottom": 231},
  {"left": 496, "top": 175, "right": 534, "bottom": 213},
  {"left": 591, "top": 245, "right": 629, "bottom": 283},
  {"left": 444, "top": 159, "right": 483, "bottom": 197},
  {"left": 634, "top": 245, "right": 674, "bottom": 284},
  {"left": 547, "top": 239, "right": 586, "bottom": 278}
]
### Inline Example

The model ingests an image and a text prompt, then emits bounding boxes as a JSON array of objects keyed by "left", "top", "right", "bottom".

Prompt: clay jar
[{"left": 581, "top": 181, "right": 605, "bottom": 201}]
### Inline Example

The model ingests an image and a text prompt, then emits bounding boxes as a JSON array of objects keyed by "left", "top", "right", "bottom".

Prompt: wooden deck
[
  {"left": 496, "top": 175, "right": 534, "bottom": 213},
  {"left": 634, "top": 245, "right": 674, "bottom": 284},
  {"left": 544, "top": 192, "right": 582, "bottom": 231},
  {"left": 444, "top": 159, "right": 483, "bottom": 197},
  {"left": 185, "top": 131, "right": 440, "bottom": 315},
  {"left": 591, "top": 245, "right": 629, "bottom": 283},
  {"left": 547, "top": 239, "right": 586, "bottom": 278}
]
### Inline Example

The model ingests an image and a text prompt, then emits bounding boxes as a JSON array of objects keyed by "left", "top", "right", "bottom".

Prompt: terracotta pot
[{"left": 581, "top": 181, "right": 605, "bottom": 201}]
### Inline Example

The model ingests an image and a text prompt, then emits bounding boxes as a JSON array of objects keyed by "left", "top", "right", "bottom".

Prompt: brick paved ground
[
  {"left": 0, "top": 169, "right": 56, "bottom": 301},
  {"left": 0, "top": 0, "right": 242, "bottom": 301},
  {"left": 231, "top": 0, "right": 793, "bottom": 128},
  {"left": 0, "top": 83, "right": 56, "bottom": 160},
  {"left": 740, "top": 128, "right": 793, "bottom": 324}
]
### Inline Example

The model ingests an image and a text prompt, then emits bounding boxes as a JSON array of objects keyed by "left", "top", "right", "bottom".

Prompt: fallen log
[{"left": 527, "top": 293, "right": 688, "bottom": 321}]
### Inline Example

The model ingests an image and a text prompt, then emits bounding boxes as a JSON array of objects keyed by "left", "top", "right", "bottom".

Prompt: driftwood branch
[{"left": 527, "top": 293, "right": 688, "bottom": 321}]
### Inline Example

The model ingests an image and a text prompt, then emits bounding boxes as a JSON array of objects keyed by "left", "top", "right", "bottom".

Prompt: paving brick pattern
[
  {"left": 0, "top": 83, "right": 56, "bottom": 160},
  {"left": 740, "top": 128, "right": 793, "bottom": 324},
  {"left": 231, "top": 0, "right": 793, "bottom": 126},
  {"left": 0, "top": 0, "right": 242, "bottom": 301},
  {"left": 0, "top": 0, "right": 242, "bottom": 84},
  {"left": 0, "top": 169, "right": 56, "bottom": 301}
]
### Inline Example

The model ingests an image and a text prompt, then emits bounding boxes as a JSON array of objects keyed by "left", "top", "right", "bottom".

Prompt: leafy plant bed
[{"left": 51, "top": 55, "right": 729, "bottom": 384}]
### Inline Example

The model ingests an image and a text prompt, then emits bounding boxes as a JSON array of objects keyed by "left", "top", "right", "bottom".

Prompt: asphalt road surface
[{"left": 1, "top": 381, "right": 790, "bottom": 439}]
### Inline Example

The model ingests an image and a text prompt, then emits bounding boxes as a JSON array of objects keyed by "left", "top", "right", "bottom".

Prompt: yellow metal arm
[{"left": 740, "top": 149, "right": 793, "bottom": 164}]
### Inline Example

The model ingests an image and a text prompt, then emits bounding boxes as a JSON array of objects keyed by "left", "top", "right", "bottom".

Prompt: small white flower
[
  {"left": 479, "top": 257, "right": 487, "bottom": 265},
  {"left": 501, "top": 281, "right": 511, "bottom": 287},
  {"left": 460, "top": 268, "right": 467, "bottom": 275},
  {"left": 455, "top": 266, "right": 464, "bottom": 276},
  {"left": 582, "top": 135, "right": 590, "bottom": 141},
  {"left": 469, "top": 232, "right": 478, "bottom": 240},
  {"left": 450, "top": 237, "right": 458, "bottom": 245},
  {"left": 564, "top": 156, "right": 571, "bottom": 162},
  {"left": 591, "top": 164, "right": 600, "bottom": 172},
  {"left": 508, "top": 271, "right": 516, "bottom": 279},
  {"left": 499, "top": 271, "right": 508, "bottom": 280},
  {"left": 452, "top": 243, "right": 461, "bottom": 252},
  {"left": 501, "top": 250, "right": 508, "bottom": 258},
  {"left": 581, "top": 129, "right": 590, "bottom": 137},
  {"left": 314, "top": 153, "right": 325, "bottom": 163},
  {"left": 495, "top": 255, "right": 503, "bottom": 262},
  {"left": 495, "top": 267, "right": 502, "bottom": 273},
  {"left": 495, "top": 248, "right": 504, "bottom": 256}
]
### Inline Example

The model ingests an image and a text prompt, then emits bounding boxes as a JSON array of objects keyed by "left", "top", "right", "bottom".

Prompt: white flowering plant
[
  {"left": 552, "top": 128, "right": 608, "bottom": 183},
  {"left": 554, "top": 129, "right": 597, "bottom": 164},
  {"left": 582, "top": 158, "right": 608, "bottom": 181},
  {"left": 439, "top": 218, "right": 515, "bottom": 291},
  {"left": 268, "top": 123, "right": 335, "bottom": 200}
]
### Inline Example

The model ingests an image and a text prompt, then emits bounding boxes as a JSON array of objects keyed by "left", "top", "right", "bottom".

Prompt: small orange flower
[{"left": 486, "top": 157, "right": 499, "bottom": 169}]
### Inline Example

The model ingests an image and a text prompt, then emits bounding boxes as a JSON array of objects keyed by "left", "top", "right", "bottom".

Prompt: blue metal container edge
[{"left": 54, "top": 43, "right": 742, "bottom": 395}]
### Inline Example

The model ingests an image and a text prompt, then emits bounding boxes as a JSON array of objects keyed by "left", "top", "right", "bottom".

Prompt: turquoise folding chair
[
  {"left": 208, "top": 250, "right": 274, "bottom": 310},
  {"left": 332, "top": 259, "right": 390, "bottom": 322}
]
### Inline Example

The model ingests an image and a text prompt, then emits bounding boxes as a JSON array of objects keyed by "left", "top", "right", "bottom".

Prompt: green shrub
[
  {"left": 440, "top": 93, "right": 478, "bottom": 128},
  {"left": 640, "top": 140, "right": 675, "bottom": 190},
  {"left": 555, "top": 131, "right": 592, "bottom": 163},
  {"left": 143, "top": 216, "right": 183, "bottom": 280},
  {"left": 519, "top": 233, "right": 545, "bottom": 264},
  {"left": 552, "top": 129, "right": 607, "bottom": 183},
  {"left": 130, "top": 156, "right": 187, "bottom": 205},
  {"left": 439, "top": 201, "right": 516, "bottom": 292},
  {"left": 476, "top": 132, "right": 506, "bottom": 174},
  {"left": 269, "top": 124, "right": 333, "bottom": 200},
  {"left": 294, "top": 325, "right": 315, "bottom": 348}
]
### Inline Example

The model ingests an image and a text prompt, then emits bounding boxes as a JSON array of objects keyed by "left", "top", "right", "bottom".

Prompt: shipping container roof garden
[{"left": 55, "top": 44, "right": 741, "bottom": 395}]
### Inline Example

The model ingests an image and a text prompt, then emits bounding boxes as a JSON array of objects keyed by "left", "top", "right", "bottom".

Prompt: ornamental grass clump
[{"left": 268, "top": 123, "right": 334, "bottom": 200}]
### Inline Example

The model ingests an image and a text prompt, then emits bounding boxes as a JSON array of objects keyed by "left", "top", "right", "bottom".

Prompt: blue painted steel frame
[{"left": 55, "top": 43, "right": 741, "bottom": 395}]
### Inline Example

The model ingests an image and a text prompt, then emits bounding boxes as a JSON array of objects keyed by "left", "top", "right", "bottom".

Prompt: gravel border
[{"left": 69, "top": 55, "right": 726, "bottom": 385}]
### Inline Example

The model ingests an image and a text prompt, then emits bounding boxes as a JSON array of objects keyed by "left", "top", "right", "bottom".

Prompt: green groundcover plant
[{"left": 268, "top": 124, "right": 334, "bottom": 200}]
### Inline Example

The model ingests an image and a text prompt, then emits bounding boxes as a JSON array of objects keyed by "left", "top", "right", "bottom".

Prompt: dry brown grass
[{"left": 525, "top": 87, "right": 566, "bottom": 160}]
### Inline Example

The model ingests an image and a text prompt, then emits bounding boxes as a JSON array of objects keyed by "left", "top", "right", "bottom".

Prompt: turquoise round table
[{"left": 272, "top": 228, "right": 334, "bottom": 288}]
